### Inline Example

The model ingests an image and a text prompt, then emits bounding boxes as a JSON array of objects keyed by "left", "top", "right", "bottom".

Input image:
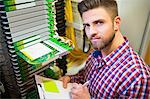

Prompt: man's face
[{"left": 82, "top": 7, "right": 116, "bottom": 50}]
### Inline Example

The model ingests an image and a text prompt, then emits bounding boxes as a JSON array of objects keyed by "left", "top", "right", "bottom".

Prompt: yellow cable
[{"left": 65, "top": 0, "right": 90, "bottom": 67}]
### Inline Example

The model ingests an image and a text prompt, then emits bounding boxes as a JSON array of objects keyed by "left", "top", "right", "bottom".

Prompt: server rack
[{"left": 0, "top": 0, "right": 71, "bottom": 98}]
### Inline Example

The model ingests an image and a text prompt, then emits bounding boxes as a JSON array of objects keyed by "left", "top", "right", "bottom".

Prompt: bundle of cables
[{"left": 65, "top": 0, "right": 93, "bottom": 67}]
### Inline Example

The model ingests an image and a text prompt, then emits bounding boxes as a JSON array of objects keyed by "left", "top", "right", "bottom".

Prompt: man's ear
[{"left": 114, "top": 16, "right": 121, "bottom": 31}]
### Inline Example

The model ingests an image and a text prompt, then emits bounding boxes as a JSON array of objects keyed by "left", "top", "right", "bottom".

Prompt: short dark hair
[{"left": 78, "top": 0, "right": 118, "bottom": 20}]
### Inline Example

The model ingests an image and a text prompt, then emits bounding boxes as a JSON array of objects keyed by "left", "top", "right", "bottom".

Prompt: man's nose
[{"left": 89, "top": 25, "right": 97, "bottom": 36}]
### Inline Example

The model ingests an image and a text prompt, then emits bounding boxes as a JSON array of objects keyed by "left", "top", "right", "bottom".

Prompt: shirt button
[{"left": 101, "top": 62, "right": 105, "bottom": 65}]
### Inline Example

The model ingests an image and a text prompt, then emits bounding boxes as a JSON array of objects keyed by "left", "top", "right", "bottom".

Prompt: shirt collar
[
  {"left": 91, "top": 36, "right": 130, "bottom": 66},
  {"left": 103, "top": 36, "right": 130, "bottom": 66}
]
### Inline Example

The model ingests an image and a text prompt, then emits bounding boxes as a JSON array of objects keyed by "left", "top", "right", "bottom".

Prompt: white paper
[
  {"left": 20, "top": 43, "right": 52, "bottom": 60},
  {"left": 38, "top": 80, "right": 72, "bottom": 99}
]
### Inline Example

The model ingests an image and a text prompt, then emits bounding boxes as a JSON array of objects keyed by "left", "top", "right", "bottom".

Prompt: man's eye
[
  {"left": 96, "top": 21, "right": 104, "bottom": 25},
  {"left": 84, "top": 24, "right": 90, "bottom": 29}
]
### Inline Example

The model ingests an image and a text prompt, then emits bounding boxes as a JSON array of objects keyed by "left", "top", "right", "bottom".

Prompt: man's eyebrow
[
  {"left": 83, "top": 23, "right": 89, "bottom": 26},
  {"left": 94, "top": 19, "right": 105, "bottom": 23},
  {"left": 83, "top": 19, "right": 105, "bottom": 26}
]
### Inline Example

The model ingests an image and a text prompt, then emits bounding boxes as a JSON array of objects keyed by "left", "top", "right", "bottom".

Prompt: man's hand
[
  {"left": 59, "top": 75, "right": 71, "bottom": 88},
  {"left": 70, "top": 83, "right": 90, "bottom": 99}
]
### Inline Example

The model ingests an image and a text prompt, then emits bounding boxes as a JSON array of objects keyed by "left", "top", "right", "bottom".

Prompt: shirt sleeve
[
  {"left": 117, "top": 64, "right": 150, "bottom": 98},
  {"left": 69, "top": 68, "right": 86, "bottom": 84},
  {"left": 69, "top": 54, "right": 94, "bottom": 84},
  {"left": 120, "top": 76, "right": 150, "bottom": 98}
]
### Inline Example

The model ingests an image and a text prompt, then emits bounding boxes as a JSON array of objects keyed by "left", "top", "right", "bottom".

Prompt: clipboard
[{"left": 34, "top": 75, "right": 72, "bottom": 99}]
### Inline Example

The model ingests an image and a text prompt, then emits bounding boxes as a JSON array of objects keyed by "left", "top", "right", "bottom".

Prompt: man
[{"left": 60, "top": 0, "right": 150, "bottom": 98}]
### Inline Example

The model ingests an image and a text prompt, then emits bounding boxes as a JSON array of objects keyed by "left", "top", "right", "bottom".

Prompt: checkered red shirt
[{"left": 70, "top": 37, "right": 150, "bottom": 98}]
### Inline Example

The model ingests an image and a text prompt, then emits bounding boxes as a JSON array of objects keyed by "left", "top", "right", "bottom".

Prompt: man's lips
[{"left": 91, "top": 37, "right": 101, "bottom": 41}]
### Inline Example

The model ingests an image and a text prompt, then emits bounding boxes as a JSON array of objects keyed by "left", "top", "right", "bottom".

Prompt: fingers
[
  {"left": 71, "top": 83, "right": 82, "bottom": 95},
  {"left": 59, "top": 76, "right": 70, "bottom": 89},
  {"left": 58, "top": 77, "right": 63, "bottom": 81},
  {"left": 59, "top": 77, "right": 67, "bottom": 88},
  {"left": 72, "top": 83, "right": 81, "bottom": 89},
  {"left": 71, "top": 93, "right": 79, "bottom": 99},
  {"left": 63, "top": 79, "right": 68, "bottom": 88},
  {"left": 70, "top": 84, "right": 80, "bottom": 99},
  {"left": 70, "top": 83, "right": 90, "bottom": 99}
]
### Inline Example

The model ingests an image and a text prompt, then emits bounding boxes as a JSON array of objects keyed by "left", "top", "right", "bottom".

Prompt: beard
[{"left": 91, "top": 32, "right": 115, "bottom": 50}]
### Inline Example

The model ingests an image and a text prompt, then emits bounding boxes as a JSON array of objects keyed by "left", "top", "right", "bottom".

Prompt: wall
[
  {"left": 117, "top": 0, "right": 150, "bottom": 53},
  {"left": 140, "top": 12, "right": 150, "bottom": 61}
]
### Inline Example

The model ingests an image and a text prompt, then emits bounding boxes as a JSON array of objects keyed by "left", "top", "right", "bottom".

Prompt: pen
[
  {"left": 83, "top": 81, "right": 90, "bottom": 86},
  {"left": 38, "top": 84, "right": 46, "bottom": 99}
]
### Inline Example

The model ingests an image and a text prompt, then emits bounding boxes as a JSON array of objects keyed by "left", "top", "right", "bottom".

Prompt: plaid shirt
[{"left": 70, "top": 37, "right": 150, "bottom": 98}]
